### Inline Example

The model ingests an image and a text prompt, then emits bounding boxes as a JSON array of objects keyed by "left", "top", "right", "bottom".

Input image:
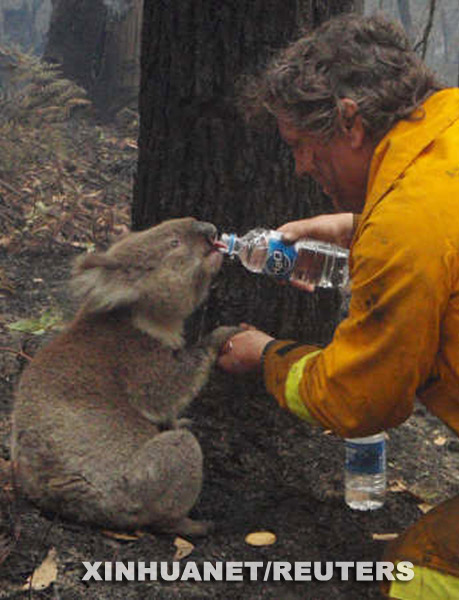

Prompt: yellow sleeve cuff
[
  {"left": 262, "top": 339, "right": 321, "bottom": 423},
  {"left": 285, "top": 351, "right": 322, "bottom": 423},
  {"left": 388, "top": 564, "right": 459, "bottom": 600}
]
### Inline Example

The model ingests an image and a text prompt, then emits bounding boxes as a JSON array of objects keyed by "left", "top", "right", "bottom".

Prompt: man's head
[
  {"left": 243, "top": 13, "right": 442, "bottom": 211},
  {"left": 276, "top": 101, "right": 374, "bottom": 212}
]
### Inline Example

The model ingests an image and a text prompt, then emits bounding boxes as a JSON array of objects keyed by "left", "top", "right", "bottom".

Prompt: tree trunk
[
  {"left": 396, "top": 0, "right": 414, "bottom": 42},
  {"left": 134, "top": 0, "right": 359, "bottom": 345},
  {"left": 44, "top": 0, "right": 142, "bottom": 116}
]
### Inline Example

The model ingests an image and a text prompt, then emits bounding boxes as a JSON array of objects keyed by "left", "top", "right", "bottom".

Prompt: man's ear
[{"left": 338, "top": 98, "right": 365, "bottom": 150}]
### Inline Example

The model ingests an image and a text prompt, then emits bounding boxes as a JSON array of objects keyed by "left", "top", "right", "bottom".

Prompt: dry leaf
[
  {"left": 120, "top": 138, "right": 138, "bottom": 150},
  {"left": 372, "top": 533, "right": 399, "bottom": 542},
  {"left": 433, "top": 436, "right": 447, "bottom": 446},
  {"left": 0, "top": 458, "right": 12, "bottom": 489},
  {"left": 389, "top": 479, "right": 436, "bottom": 508},
  {"left": 388, "top": 479, "right": 408, "bottom": 493},
  {"left": 245, "top": 531, "right": 277, "bottom": 547},
  {"left": 101, "top": 530, "right": 144, "bottom": 541},
  {"left": 22, "top": 547, "right": 58, "bottom": 591},
  {"left": 173, "top": 537, "right": 194, "bottom": 560}
]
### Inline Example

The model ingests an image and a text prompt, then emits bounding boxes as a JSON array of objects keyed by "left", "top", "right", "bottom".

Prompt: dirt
[{"left": 1, "top": 117, "right": 459, "bottom": 600}]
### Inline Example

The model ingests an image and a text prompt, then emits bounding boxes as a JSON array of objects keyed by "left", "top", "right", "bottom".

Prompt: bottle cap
[{"left": 218, "top": 233, "right": 235, "bottom": 255}]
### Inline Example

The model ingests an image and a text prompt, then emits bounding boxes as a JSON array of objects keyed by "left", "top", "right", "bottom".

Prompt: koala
[{"left": 12, "top": 217, "right": 239, "bottom": 537}]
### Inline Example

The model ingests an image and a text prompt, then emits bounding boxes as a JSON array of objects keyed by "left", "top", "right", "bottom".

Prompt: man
[{"left": 218, "top": 13, "right": 459, "bottom": 600}]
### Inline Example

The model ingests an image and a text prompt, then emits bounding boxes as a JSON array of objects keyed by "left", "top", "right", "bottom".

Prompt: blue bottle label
[
  {"left": 264, "top": 238, "right": 298, "bottom": 279},
  {"left": 345, "top": 440, "right": 385, "bottom": 475}
]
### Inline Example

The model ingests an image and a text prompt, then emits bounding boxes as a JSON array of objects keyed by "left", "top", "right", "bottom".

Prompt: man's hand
[
  {"left": 276, "top": 213, "right": 356, "bottom": 293},
  {"left": 217, "top": 326, "right": 274, "bottom": 374},
  {"left": 277, "top": 212, "right": 357, "bottom": 249}
]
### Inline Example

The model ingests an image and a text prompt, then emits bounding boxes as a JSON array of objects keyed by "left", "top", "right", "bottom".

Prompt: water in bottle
[
  {"left": 344, "top": 433, "right": 386, "bottom": 511},
  {"left": 218, "top": 228, "right": 349, "bottom": 290}
]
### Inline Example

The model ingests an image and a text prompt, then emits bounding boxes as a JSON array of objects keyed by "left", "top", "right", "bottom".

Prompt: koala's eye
[{"left": 170, "top": 239, "right": 181, "bottom": 248}]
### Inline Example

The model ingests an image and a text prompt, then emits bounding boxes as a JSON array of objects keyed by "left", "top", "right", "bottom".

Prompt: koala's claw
[
  {"left": 207, "top": 326, "right": 244, "bottom": 352},
  {"left": 155, "top": 416, "right": 192, "bottom": 431}
]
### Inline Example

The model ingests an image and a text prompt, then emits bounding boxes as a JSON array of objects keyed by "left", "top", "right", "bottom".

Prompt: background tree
[
  {"left": 134, "top": 0, "right": 361, "bottom": 346},
  {"left": 0, "top": 0, "right": 51, "bottom": 54},
  {"left": 44, "top": 0, "right": 142, "bottom": 116},
  {"left": 366, "top": 0, "right": 459, "bottom": 85}
]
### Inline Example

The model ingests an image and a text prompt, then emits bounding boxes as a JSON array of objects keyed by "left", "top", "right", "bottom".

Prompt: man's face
[{"left": 277, "top": 116, "right": 371, "bottom": 213}]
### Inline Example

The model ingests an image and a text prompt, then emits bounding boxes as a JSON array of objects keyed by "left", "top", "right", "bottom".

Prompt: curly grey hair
[{"left": 241, "top": 13, "right": 443, "bottom": 142}]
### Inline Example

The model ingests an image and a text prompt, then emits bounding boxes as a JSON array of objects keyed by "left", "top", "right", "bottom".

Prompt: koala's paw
[
  {"left": 207, "top": 325, "right": 244, "bottom": 353},
  {"left": 157, "top": 517, "right": 214, "bottom": 537},
  {"left": 157, "top": 417, "right": 192, "bottom": 431},
  {"left": 175, "top": 517, "right": 214, "bottom": 538}
]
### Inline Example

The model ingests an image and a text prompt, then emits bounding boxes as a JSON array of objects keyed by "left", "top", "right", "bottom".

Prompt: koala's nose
[{"left": 193, "top": 221, "right": 217, "bottom": 241}]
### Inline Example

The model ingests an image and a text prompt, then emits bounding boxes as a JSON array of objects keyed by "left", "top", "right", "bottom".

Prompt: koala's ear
[
  {"left": 72, "top": 252, "right": 139, "bottom": 313},
  {"left": 73, "top": 252, "right": 119, "bottom": 274}
]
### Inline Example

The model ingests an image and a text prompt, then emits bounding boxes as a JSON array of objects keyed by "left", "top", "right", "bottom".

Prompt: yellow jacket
[{"left": 263, "top": 88, "right": 459, "bottom": 438}]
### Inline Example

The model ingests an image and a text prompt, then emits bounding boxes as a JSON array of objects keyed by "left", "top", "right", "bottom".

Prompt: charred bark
[{"left": 134, "top": 1, "right": 358, "bottom": 344}]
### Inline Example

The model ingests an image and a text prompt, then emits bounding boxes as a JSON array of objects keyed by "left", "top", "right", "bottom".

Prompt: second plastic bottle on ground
[{"left": 344, "top": 433, "right": 386, "bottom": 511}]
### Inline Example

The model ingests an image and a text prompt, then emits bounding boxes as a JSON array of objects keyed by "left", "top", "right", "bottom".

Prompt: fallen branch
[
  {"left": 0, "top": 347, "right": 33, "bottom": 361},
  {"left": 413, "top": 0, "right": 436, "bottom": 59}
]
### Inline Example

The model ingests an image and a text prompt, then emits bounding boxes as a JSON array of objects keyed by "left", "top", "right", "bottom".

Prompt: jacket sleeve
[{"left": 262, "top": 192, "right": 449, "bottom": 438}]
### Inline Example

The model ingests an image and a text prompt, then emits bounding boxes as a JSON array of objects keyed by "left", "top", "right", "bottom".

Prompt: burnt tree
[
  {"left": 134, "top": 1, "right": 360, "bottom": 345},
  {"left": 44, "top": 0, "right": 142, "bottom": 116}
]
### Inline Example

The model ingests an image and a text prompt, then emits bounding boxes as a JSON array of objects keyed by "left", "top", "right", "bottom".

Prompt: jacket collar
[{"left": 359, "top": 88, "right": 459, "bottom": 227}]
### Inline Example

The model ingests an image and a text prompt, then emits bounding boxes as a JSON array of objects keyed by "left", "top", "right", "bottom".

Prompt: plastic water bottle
[
  {"left": 218, "top": 229, "right": 349, "bottom": 289},
  {"left": 344, "top": 433, "right": 386, "bottom": 511}
]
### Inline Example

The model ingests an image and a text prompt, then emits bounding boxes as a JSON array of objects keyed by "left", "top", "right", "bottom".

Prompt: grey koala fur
[{"left": 12, "top": 217, "right": 240, "bottom": 537}]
